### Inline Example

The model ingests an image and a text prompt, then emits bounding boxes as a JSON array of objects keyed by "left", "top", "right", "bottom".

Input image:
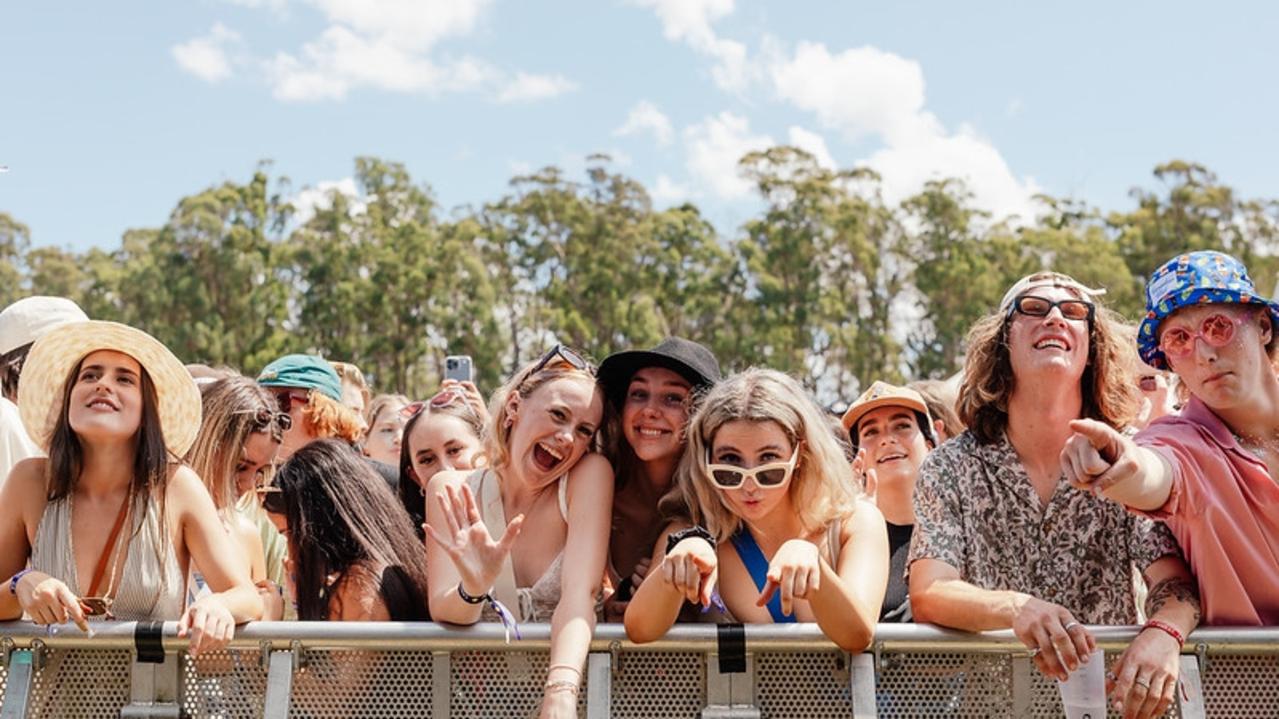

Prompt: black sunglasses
[
  {"left": 236, "top": 407, "right": 293, "bottom": 432},
  {"left": 529, "top": 344, "right": 592, "bottom": 376},
  {"left": 1005, "top": 294, "right": 1095, "bottom": 323}
]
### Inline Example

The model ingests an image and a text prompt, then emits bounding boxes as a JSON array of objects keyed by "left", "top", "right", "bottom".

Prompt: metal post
[
  {"left": 261, "top": 650, "right": 296, "bottom": 719},
  {"left": 119, "top": 651, "right": 181, "bottom": 718},
  {"left": 1010, "top": 656, "right": 1032, "bottom": 718},
  {"left": 0, "top": 648, "right": 36, "bottom": 719},
  {"left": 431, "top": 651, "right": 451, "bottom": 718},
  {"left": 702, "top": 653, "right": 760, "bottom": 719},
  {"left": 1177, "top": 654, "right": 1206, "bottom": 719},
  {"left": 586, "top": 652, "right": 611, "bottom": 719},
  {"left": 849, "top": 652, "right": 878, "bottom": 718}
]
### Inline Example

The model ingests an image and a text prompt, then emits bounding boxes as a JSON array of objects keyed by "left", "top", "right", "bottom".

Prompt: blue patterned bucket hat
[{"left": 1137, "top": 251, "right": 1279, "bottom": 369}]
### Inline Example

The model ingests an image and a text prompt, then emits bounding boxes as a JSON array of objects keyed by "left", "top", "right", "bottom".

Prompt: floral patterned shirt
[{"left": 908, "top": 431, "right": 1182, "bottom": 624}]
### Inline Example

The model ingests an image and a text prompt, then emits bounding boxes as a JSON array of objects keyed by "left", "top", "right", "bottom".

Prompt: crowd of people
[{"left": 0, "top": 249, "right": 1276, "bottom": 719}]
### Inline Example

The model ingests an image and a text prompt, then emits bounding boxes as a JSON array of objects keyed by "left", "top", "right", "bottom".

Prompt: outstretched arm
[{"left": 1061, "top": 419, "right": 1174, "bottom": 511}]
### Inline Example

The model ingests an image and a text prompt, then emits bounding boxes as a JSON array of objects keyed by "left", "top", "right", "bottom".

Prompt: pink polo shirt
[{"left": 1135, "top": 396, "right": 1279, "bottom": 626}]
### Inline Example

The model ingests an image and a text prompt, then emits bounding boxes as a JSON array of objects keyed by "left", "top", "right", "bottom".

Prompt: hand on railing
[
  {"left": 662, "top": 536, "right": 718, "bottom": 608},
  {"left": 424, "top": 482, "right": 524, "bottom": 596},
  {"left": 1011, "top": 595, "right": 1095, "bottom": 682},
  {"left": 179, "top": 597, "right": 236, "bottom": 656},
  {"left": 1107, "top": 626, "right": 1180, "bottom": 719},
  {"left": 14, "top": 571, "right": 88, "bottom": 632},
  {"left": 758, "top": 538, "right": 821, "bottom": 617}
]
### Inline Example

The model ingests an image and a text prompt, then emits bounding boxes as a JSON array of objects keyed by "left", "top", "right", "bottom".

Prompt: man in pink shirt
[{"left": 1063, "top": 250, "right": 1279, "bottom": 626}]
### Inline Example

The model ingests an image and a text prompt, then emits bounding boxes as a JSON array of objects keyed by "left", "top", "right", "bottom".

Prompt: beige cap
[{"left": 841, "top": 381, "right": 931, "bottom": 435}]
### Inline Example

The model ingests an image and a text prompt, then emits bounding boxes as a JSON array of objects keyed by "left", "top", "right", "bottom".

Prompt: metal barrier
[{"left": 2, "top": 621, "right": 1278, "bottom": 718}]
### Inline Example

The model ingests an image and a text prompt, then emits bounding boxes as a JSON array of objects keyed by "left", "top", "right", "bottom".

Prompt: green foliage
[{"left": 5, "top": 155, "right": 1274, "bottom": 403}]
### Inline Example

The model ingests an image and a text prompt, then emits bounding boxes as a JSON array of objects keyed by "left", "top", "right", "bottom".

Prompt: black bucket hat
[{"left": 597, "top": 337, "right": 722, "bottom": 408}]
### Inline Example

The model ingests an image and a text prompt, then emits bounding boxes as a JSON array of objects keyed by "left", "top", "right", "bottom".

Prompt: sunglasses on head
[
  {"left": 1157, "top": 312, "right": 1251, "bottom": 360},
  {"left": 235, "top": 407, "right": 293, "bottom": 432},
  {"left": 1006, "top": 294, "right": 1095, "bottom": 323},
  {"left": 704, "top": 444, "right": 800, "bottom": 490},
  {"left": 255, "top": 484, "right": 285, "bottom": 515},
  {"left": 529, "top": 344, "right": 592, "bottom": 376},
  {"left": 270, "top": 389, "right": 310, "bottom": 414}
]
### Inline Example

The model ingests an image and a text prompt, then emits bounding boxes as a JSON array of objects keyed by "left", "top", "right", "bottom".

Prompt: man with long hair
[{"left": 908, "top": 272, "right": 1201, "bottom": 719}]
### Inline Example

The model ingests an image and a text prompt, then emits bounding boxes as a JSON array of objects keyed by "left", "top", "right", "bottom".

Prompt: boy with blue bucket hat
[{"left": 1063, "top": 250, "right": 1279, "bottom": 626}]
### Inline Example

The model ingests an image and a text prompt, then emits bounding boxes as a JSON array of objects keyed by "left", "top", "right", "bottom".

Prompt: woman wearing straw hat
[
  {"left": 1063, "top": 250, "right": 1279, "bottom": 626},
  {"left": 0, "top": 321, "right": 262, "bottom": 655}
]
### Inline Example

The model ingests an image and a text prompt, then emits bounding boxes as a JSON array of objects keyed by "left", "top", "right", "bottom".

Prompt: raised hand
[
  {"left": 852, "top": 447, "right": 878, "bottom": 499},
  {"left": 423, "top": 483, "right": 523, "bottom": 596},
  {"left": 440, "top": 379, "right": 491, "bottom": 425},
  {"left": 1061, "top": 419, "right": 1139, "bottom": 494},
  {"left": 757, "top": 538, "right": 821, "bottom": 617}
]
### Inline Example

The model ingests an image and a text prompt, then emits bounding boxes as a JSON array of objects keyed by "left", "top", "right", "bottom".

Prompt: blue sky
[{"left": 3, "top": 0, "right": 1277, "bottom": 251}]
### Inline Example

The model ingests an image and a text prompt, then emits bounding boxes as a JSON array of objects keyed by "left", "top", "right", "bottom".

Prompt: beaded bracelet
[
  {"left": 1143, "top": 619, "right": 1185, "bottom": 646},
  {"left": 545, "top": 679, "right": 580, "bottom": 696},
  {"left": 9, "top": 569, "right": 33, "bottom": 596}
]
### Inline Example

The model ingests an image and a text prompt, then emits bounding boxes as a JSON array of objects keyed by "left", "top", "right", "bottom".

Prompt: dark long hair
[
  {"left": 46, "top": 357, "right": 173, "bottom": 554},
  {"left": 275, "top": 439, "right": 430, "bottom": 621}
]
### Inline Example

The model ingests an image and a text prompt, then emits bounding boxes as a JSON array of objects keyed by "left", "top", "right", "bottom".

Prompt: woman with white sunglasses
[{"left": 624, "top": 368, "right": 887, "bottom": 651}]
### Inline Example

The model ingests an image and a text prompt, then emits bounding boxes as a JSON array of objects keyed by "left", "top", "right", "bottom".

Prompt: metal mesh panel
[
  {"left": 876, "top": 651, "right": 1012, "bottom": 718},
  {"left": 290, "top": 650, "right": 435, "bottom": 718},
  {"left": 26, "top": 648, "right": 131, "bottom": 718},
  {"left": 755, "top": 651, "right": 851, "bottom": 718},
  {"left": 450, "top": 650, "right": 586, "bottom": 719},
  {"left": 1200, "top": 655, "right": 1279, "bottom": 718},
  {"left": 611, "top": 651, "right": 705, "bottom": 719},
  {"left": 182, "top": 648, "right": 268, "bottom": 718}
]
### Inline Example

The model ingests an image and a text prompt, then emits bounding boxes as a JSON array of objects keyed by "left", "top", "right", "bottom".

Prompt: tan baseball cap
[{"left": 841, "top": 381, "right": 932, "bottom": 437}]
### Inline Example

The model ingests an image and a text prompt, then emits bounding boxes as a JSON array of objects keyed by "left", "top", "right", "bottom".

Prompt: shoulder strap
[
  {"left": 729, "top": 528, "right": 795, "bottom": 623},
  {"left": 472, "top": 470, "right": 520, "bottom": 609},
  {"left": 86, "top": 495, "right": 132, "bottom": 598},
  {"left": 556, "top": 475, "right": 569, "bottom": 522}
]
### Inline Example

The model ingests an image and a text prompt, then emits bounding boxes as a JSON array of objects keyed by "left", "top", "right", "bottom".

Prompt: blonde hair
[
  {"left": 365, "top": 393, "right": 409, "bottom": 434},
  {"left": 672, "top": 368, "right": 859, "bottom": 543},
  {"left": 303, "top": 390, "right": 366, "bottom": 444},
  {"left": 958, "top": 274, "right": 1141, "bottom": 444},
  {"left": 185, "top": 376, "right": 284, "bottom": 511},
  {"left": 331, "top": 361, "right": 371, "bottom": 410},
  {"left": 482, "top": 349, "right": 598, "bottom": 475}
]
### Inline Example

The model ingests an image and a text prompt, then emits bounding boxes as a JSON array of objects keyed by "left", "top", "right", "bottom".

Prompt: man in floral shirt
[{"left": 909, "top": 272, "right": 1201, "bottom": 719}]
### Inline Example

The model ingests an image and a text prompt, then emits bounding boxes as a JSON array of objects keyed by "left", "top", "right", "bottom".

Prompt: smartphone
[{"left": 444, "top": 355, "right": 474, "bottom": 383}]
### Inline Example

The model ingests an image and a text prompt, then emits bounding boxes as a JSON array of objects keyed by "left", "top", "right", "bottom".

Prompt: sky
[{"left": 3, "top": 1, "right": 1278, "bottom": 251}]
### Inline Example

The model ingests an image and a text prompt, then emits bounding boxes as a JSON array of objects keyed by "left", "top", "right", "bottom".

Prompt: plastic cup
[{"left": 1056, "top": 648, "right": 1106, "bottom": 719}]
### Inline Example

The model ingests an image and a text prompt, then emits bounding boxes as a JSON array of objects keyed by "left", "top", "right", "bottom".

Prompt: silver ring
[
  {"left": 1063, "top": 621, "right": 1080, "bottom": 631},
  {"left": 1134, "top": 678, "right": 1151, "bottom": 689},
  {"left": 1028, "top": 647, "right": 1041, "bottom": 658}
]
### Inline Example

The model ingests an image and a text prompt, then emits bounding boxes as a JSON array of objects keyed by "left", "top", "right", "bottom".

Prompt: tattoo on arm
[{"left": 1145, "top": 576, "right": 1201, "bottom": 626}]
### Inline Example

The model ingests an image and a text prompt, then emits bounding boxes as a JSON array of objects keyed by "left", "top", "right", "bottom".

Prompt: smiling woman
[
  {"left": 0, "top": 321, "right": 262, "bottom": 655},
  {"left": 423, "top": 344, "right": 613, "bottom": 719}
]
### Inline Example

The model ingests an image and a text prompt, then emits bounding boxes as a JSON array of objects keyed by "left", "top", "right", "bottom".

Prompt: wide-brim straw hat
[{"left": 18, "top": 321, "right": 202, "bottom": 456}]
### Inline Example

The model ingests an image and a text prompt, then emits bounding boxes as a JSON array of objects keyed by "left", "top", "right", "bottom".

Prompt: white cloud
[
  {"left": 614, "top": 101, "right": 675, "bottom": 146},
  {"left": 684, "top": 112, "right": 773, "bottom": 200},
  {"left": 290, "top": 177, "right": 367, "bottom": 224},
  {"left": 650, "top": 174, "right": 691, "bottom": 204},
  {"left": 309, "top": 0, "right": 491, "bottom": 53},
  {"left": 495, "top": 72, "right": 578, "bottom": 103},
  {"left": 786, "top": 126, "right": 836, "bottom": 170},
  {"left": 770, "top": 40, "right": 1039, "bottom": 222},
  {"left": 172, "top": 23, "right": 240, "bottom": 83},
  {"left": 630, "top": 0, "right": 753, "bottom": 92}
]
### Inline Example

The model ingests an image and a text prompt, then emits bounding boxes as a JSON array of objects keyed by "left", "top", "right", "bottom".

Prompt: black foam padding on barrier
[
  {"left": 134, "top": 621, "right": 166, "bottom": 664},
  {"left": 716, "top": 623, "right": 747, "bottom": 674}
]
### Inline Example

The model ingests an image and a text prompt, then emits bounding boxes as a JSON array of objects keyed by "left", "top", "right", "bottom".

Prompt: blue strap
[{"left": 730, "top": 528, "right": 795, "bottom": 623}]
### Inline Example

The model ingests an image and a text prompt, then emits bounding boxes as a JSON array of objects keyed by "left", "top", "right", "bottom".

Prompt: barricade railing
[{"left": 2, "top": 621, "right": 1277, "bottom": 717}]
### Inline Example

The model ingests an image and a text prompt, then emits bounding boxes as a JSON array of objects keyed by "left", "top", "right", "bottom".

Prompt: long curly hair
[{"left": 957, "top": 281, "right": 1141, "bottom": 444}]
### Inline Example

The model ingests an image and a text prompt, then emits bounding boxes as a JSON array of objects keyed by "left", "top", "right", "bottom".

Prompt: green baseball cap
[{"left": 257, "top": 354, "right": 343, "bottom": 402}]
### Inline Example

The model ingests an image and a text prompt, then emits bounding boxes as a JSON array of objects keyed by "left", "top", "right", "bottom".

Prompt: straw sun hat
[{"left": 17, "top": 321, "right": 202, "bottom": 456}]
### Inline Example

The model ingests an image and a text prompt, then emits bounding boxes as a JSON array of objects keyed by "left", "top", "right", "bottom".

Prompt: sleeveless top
[
  {"left": 466, "top": 469, "right": 568, "bottom": 623},
  {"left": 700, "top": 520, "right": 844, "bottom": 625},
  {"left": 31, "top": 495, "right": 185, "bottom": 621}
]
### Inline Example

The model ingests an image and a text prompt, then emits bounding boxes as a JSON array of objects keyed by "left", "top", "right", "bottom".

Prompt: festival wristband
[
  {"left": 9, "top": 569, "right": 33, "bottom": 596},
  {"left": 665, "top": 526, "right": 716, "bottom": 555}
]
